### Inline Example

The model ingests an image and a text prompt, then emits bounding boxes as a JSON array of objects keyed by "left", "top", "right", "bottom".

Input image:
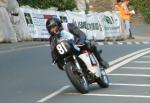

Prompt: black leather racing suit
[{"left": 49, "top": 23, "right": 109, "bottom": 70}]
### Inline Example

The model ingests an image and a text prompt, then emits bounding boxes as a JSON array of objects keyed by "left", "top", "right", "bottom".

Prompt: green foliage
[
  {"left": 18, "top": 0, "right": 76, "bottom": 11},
  {"left": 131, "top": 0, "right": 150, "bottom": 24}
]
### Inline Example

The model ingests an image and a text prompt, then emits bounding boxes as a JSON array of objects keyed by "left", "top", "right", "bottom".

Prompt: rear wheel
[
  {"left": 97, "top": 69, "right": 109, "bottom": 88},
  {"left": 65, "top": 62, "right": 89, "bottom": 94}
]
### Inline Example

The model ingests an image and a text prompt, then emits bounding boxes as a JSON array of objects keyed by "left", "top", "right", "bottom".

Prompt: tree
[
  {"left": 131, "top": 0, "right": 150, "bottom": 24},
  {"left": 17, "top": 0, "right": 76, "bottom": 11}
]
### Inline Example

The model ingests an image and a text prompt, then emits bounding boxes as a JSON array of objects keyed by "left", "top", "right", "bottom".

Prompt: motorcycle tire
[
  {"left": 97, "top": 69, "right": 109, "bottom": 88},
  {"left": 65, "top": 62, "right": 89, "bottom": 94}
]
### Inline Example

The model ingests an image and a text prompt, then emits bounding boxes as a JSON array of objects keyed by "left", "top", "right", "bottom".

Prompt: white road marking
[
  {"left": 110, "top": 83, "right": 150, "bottom": 87},
  {"left": 108, "top": 48, "right": 150, "bottom": 66},
  {"left": 0, "top": 45, "right": 49, "bottom": 54},
  {"left": 66, "top": 93, "right": 150, "bottom": 99},
  {"left": 35, "top": 48, "right": 150, "bottom": 101},
  {"left": 135, "top": 42, "right": 140, "bottom": 45},
  {"left": 37, "top": 85, "right": 71, "bottom": 103},
  {"left": 133, "top": 61, "right": 150, "bottom": 63},
  {"left": 143, "top": 41, "right": 150, "bottom": 44},
  {"left": 142, "top": 56, "right": 150, "bottom": 58},
  {"left": 97, "top": 42, "right": 104, "bottom": 45},
  {"left": 122, "top": 67, "right": 150, "bottom": 70},
  {"left": 92, "top": 82, "right": 150, "bottom": 87},
  {"left": 106, "top": 48, "right": 150, "bottom": 74},
  {"left": 108, "top": 74, "right": 150, "bottom": 77},
  {"left": 107, "top": 42, "right": 114, "bottom": 45},
  {"left": 117, "top": 42, "right": 123, "bottom": 45},
  {"left": 126, "top": 42, "right": 132, "bottom": 45}
]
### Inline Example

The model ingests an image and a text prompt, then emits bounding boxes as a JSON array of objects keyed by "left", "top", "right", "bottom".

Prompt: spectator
[
  {"left": 113, "top": 0, "right": 123, "bottom": 11},
  {"left": 114, "top": 0, "right": 135, "bottom": 39}
]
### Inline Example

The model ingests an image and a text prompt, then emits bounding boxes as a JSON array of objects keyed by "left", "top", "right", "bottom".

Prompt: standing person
[
  {"left": 122, "top": 0, "right": 135, "bottom": 39},
  {"left": 115, "top": 0, "right": 135, "bottom": 39},
  {"left": 113, "top": 0, "right": 123, "bottom": 11}
]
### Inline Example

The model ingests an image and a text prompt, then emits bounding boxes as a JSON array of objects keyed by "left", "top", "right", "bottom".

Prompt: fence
[{"left": 0, "top": 6, "right": 128, "bottom": 42}]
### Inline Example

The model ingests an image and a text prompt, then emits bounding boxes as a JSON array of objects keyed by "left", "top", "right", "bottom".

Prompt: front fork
[{"left": 73, "top": 55, "right": 84, "bottom": 76}]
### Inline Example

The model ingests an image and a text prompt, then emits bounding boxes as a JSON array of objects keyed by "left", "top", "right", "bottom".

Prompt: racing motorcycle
[{"left": 54, "top": 39, "right": 109, "bottom": 94}]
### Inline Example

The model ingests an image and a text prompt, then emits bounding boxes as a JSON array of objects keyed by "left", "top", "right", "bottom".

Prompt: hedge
[{"left": 17, "top": 0, "right": 76, "bottom": 11}]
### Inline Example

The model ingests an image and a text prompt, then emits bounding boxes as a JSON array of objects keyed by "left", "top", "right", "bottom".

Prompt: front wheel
[
  {"left": 97, "top": 69, "right": 109, "bottom": 88},
  {"left": 65, "top": 62, "right": 89, "bottom": 94}
]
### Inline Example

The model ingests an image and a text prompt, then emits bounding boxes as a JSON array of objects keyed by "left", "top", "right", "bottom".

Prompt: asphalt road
[{"left": 1, "top": 43, "right": 150, "bottom": 103}]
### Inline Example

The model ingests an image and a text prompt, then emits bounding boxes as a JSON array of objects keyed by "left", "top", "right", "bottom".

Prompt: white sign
[
  {"left": 99, "top": 11, "right": 121, "bottom": 38},
  {"left": 21, "top": 8, "right": 57, "bottom": 39},
  {"left": 20, "top": 8, "right": 125, "bottom": 40},
  {"left": 66, "top": 11, "right": 105, "bottom": 40},
  {"left": 86, "top": 13, "right": 105, "bottom": 40}
]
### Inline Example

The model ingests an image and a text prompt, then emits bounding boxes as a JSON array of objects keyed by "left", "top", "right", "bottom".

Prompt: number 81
[{"left": 56, "top": 42, "right": 68, "bottom": 55}]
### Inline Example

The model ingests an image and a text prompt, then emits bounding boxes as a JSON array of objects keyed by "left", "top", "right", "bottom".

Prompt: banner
[
  {"left": 86, "top": 13, "right": 105, "bottom": 40},
  {"left": 56, "top": 11, "right": 68, "bottom": 23},
  {"left": 66, "top": 11, "right": 87, "bottom": 35},
  {"left": 20, "top": 8, "right": 57, "bottom": 39},
  {"left": 66, "top": 11, "right": 105, "bottom": 40},
  {"left": 19, "top": 8, "right": 126, "bottom": 41},
  {"left": 57, "top": 11, "right": 69, "bottom": 32},
  {"left": 98, "top": 11, "right": 121, "bottom": 38}
]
